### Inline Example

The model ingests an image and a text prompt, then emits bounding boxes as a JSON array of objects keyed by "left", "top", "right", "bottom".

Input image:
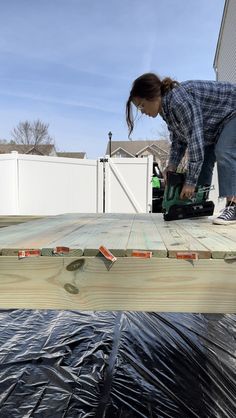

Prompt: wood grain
[
  {"left": 0, "top": 213, "right": 235, "bottom": 259},
  {"left": 0, "top": 256, "right": 235, "bottom": 312}
]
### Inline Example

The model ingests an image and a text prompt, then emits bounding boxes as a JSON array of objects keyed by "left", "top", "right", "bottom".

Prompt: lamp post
[{"left": 108, "top": 131, "right": 112, "bottom": 157}]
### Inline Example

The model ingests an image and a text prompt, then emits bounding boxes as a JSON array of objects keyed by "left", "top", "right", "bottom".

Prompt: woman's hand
[{"left": 180, "top": 184, "right": 195, "bottom": 200}]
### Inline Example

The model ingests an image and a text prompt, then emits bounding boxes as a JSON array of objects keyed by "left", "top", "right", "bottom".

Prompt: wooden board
[
  {"left": 151, "top": 216, "right": 211, "bottom": 259},
  {"left": 0, "top": 216, "right": 43, "bottom": 228},
  {"left": 0, "top": 214, "right": 102, "bottom": 255},
  {"left": 0, "top": 213, "right": 235, "bottom": 312},
  {"left": 126, "top": 216, "right": 167, "bottom": 257},
  {"left": 0, "top": 213, "right": 235, "bottom": 259},
  {"left": 0, "top": 256, "right": 235, "bottom": 312},
  {"left": 172, "top": 219, "right": 236, "bottom": 258}
]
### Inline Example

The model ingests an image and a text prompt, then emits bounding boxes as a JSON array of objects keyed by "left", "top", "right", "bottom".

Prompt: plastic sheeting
[{"left": 0, "top": 310, "right": 235, "bottom": 418}]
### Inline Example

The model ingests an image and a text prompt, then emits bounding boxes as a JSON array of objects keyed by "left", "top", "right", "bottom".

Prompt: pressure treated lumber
[
  {"left": 0, "top": 214, "right": 102, "bottom": 254},
  {"left": 78, "top": 214, "right": 135, "bottom": 256},
  {"left": 0, "top": 213, "right": 235, "bottom": 312},
  {"left": 0, "top": 256, "right": 235, "bottom": 312},
  {"left": 0, "top": 213, "right": 235, "bottom": 259},
  {"left": 174, "top": 219, "right": 236, "bottom": 258},
  {"left": 151, "top": 219, "right": 211, "bottom": 259},
  {"left": 126, "top": 217, "right": 167, "bottom": 257},
  {"left": 0, "top": 216, "right": 43, "bottom": 228}
]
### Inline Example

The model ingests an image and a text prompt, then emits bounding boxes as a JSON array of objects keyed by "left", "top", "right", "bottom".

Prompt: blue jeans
[{"left": 197, "top": 116, "right": 236, "bottom": 197}]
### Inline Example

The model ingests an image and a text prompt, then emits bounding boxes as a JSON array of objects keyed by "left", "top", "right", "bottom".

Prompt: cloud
[{"left": 0, "top": 89, "right": 120, "bottom": 114}]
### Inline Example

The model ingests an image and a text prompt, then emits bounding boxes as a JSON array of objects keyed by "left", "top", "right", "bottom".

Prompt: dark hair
[{"left": 126, "top": 72, "right": 179, "bottom": 137}]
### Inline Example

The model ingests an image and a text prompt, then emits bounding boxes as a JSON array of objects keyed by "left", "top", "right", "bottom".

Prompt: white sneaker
[{"left": 213, "top": 205, "right": 236, "bottom": 225}]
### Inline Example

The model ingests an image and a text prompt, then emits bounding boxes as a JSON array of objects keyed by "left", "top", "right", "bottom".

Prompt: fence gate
[{"left": 104, "top": 156, "right": 153, "bottom": 213}]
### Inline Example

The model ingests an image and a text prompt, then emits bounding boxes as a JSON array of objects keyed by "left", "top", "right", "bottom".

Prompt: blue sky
[{"left": 0, "top": 0, "right": 224, "bottom": 158}]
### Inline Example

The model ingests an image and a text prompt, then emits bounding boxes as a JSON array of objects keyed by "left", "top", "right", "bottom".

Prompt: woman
[{"left": 126, "top": 73, "right": 236, "bottom": 225}]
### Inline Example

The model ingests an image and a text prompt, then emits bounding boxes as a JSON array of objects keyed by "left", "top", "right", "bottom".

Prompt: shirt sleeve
[
  {"left": 168, "top": 130, "right": 187, "bottom": 168},
  {"left": 172, "top": 90, "right": 205, "bottom": 186}
]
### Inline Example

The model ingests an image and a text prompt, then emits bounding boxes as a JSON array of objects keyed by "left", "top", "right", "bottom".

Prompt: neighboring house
[
  {"left": 0, "top": 144, "right": 86, "bottom": 159},
  {"left": 57, "top": 152, "right": 86, "bottom": 159},
  {"left": 105, "top": 139, "right": 170, "bottom": 173},
  {"left": 213, "top": 0, "right": 236, "bottom": 82},
  {"left": 0, "top": 144, "right": 57, "bottom": 156}
]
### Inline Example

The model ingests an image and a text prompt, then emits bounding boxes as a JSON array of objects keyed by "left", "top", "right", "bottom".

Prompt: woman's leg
[
  {"left": 213, "top": 117, "right": 236, "bottom": 224},
  {"left": 215, "top": 117, "right": 236, "bottom": 202}
]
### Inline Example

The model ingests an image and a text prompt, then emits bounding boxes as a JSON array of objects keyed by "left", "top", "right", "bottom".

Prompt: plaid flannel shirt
[{"left": 161, "top": 80, "right": 236, "bottom": 186}]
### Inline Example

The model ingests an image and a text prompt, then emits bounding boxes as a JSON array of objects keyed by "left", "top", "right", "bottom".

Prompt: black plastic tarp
[{"left": 0, "top": 310, "right": 235, "bottom": 417}]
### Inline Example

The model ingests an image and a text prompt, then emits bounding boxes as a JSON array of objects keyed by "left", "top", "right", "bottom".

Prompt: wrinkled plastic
[{"left": 0, "top": 310, "right": 235, "bottom": 418}]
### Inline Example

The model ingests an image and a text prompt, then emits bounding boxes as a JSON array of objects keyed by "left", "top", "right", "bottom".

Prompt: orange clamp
[
  {"left": 99, "top": 246, "right": 117, "bottom": 263},
  {"left": 176, "top": 251, "right": 198, "bottom": 260},
  {"left": 131, "top": 250, "right": 152, "bottom": 258},
  {"left": 18, "top": 249, "right": 41, "bottom": 259},
  {"left": 53, "top": 246, "right": 70, "bottom": 255}
]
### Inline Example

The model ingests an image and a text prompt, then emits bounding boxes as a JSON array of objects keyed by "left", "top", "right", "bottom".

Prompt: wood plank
[
  {"left": 126, "top": 215, "right": 167, "bottom": 257},
  {"left": 151, "top": 215, "right": 211, "bottom": 258},
  {"left": 0, "top": 256, "right": 235, "bottom": 312},
  {"left": 83, "top": 214, "right": 135, "bottom": 256},
  {"left": 0, "top": 216, "right": 43, "bottom": 228},
  {"left": 28, "top": 213, "right": 135, "bottom": 257},
  {"left": 0, "top": 213, "right": 235, "bottom": 260},
  {"left": 41, "top": 216, "right": 109, "bottom": 256},
  {"left": 0, "top": 214, "right": 102, "bottom": 253},
  {"left": 192, "top": 218, "right": 236, "bottom": 244},
  {"left": 175, "top": 219, "right": 236, "bottom": 258},
  {"left": 209, "top": 227, "right": 236, "bottom": 244},
  {"left": 2, "top": 248, "right": 83, "bottom": 257}
]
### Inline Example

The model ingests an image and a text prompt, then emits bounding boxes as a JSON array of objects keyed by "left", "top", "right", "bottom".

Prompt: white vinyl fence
[
  {"left": 0, "top": 153, "right": 103, "bottom": 215},
  {"left": 105, "top": 156, "right": 153, "bottom": 213},
  {"left": 0, "top": 152, "right": 222, "bottom": 216},
  {"left": 0, "top": 153, "right": 153, "bottom": 216}
]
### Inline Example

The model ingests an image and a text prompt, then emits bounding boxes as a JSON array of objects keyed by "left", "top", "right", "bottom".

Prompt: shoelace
[{"left": 219, "top": 206, "right": 235, "bottom": 219}]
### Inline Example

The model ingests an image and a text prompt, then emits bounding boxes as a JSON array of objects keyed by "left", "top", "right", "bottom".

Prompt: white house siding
[{"left": 214, "top": 0, "right": 236, "bottom": 82}]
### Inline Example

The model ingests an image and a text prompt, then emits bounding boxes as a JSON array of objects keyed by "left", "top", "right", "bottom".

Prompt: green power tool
[{"left": 162, "top": 171, "right": 215, "bottom": 221}]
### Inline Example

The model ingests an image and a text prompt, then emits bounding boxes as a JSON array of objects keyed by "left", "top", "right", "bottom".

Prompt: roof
[
  {"left": 0, "top": 144, "right": 86, "bottom": 158},
  {"left": 105, "top": 140, "right": 170, "bottom": 157},
  {"left": 213, "top": 0, "right": 228, "bottom": 72},
  {"left": 0, "top": 144, "right": 55, "bottom": 155},
  {"left": 57, "top": 152, "right": 86, "bottom": 159}
]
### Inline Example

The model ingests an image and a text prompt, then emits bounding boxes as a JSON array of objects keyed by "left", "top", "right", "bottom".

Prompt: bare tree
[{"left": 11, "top": 120, "right": 54, "bottom": 146}]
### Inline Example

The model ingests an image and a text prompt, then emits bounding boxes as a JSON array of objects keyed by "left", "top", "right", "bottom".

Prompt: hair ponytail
[
  {"left": 161, "top": 77, "right": 179, "bottom": 94},
  {"left": 126, "top": 72, "right": 179, "bottom": 137},
  {"left": 126, "top": 97, "right": 134, "bottom": 138}
]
